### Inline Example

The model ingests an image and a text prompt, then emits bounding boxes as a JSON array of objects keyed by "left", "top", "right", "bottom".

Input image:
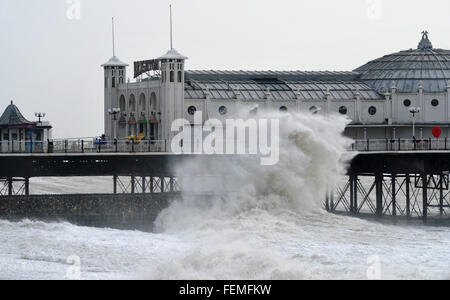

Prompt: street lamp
[
  {"left": 35, "top": 112, "right": 46, "bottom": 123},
  {"left": 409, "top": 107, "right": 421, "bottom": 139},
  {"left": 108, "top": 108, "right": 121, "bottom": 140}
]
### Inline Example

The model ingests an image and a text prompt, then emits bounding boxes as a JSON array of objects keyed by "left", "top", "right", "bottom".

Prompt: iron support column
[
  {"left": 422, "top": 174, "right": 428, "bottom": 223},
  {"left": 375, "top": 173, "right": 383, "bottom": 217},
  {"left": 142, "top": 176, "right": 146, "bottom": 194},
  {"left": 406, "top": 174, "right": 411, "bottom": 218},
  {"left": 131, "top": 176, "right": 135, "bottom": 194},
  {"left": 392, "top": 175, "right": 397, "bottom": 217},
  {"left": 440, "top": 175, "right": 444, "bottom": 216},
  {"left": 113, "top": 175, "right": 117, "bottom": 194},
  {"left": 7, "top": 177, "right": 12, "bottom": 196},
  {"left": 25, "top": 177, "right": 29, "bottom": 196},
  {"left": 349, "top": 176, "right": 355, "bottom": 214}
]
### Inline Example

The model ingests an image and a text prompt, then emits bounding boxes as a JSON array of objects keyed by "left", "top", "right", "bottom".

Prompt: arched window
[
  {"left": 139, "top": 93, "right": 146, "bottom": 112},
  {"left": 119, "top": 95, "right": 126, "bottom": 112},
  {"left": 170, "top": 71, "right": 174, "bottom": 83},
  {"left": 339, "top": 106, "right": 348, "bottom": 115},
  {"left": 280, "top": 106, "right": 288, "bottom": 113},
  {"left": 150, "top": 93, "right": 157, "bottom": 113},
  {"left": 368, "top": 106, "right": 377, "bottom": 116},
  {"left": 177, "top": 71, "right": 182, "bottom": 83},
  {"left": 129, "top": 94, "right": 136, "bottom": 112}
]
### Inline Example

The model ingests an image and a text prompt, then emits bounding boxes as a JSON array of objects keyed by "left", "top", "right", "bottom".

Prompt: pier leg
[
  {"left": 142, "top": 176, "right": 146, "bottom": 194},
  {"left": 170, "top": 177, "right": 174, "bottom": 192},
  {"left": 150, "top": 177, "right": 154, "bottom": 194},
  {"left": 25, "top": 177, "right": 29, "bottom": 196},
  {"left": 440, "top": 175, "right": 444, "bottom": 216},
  {"left": 131, "top": 176, "right": 135, "bottom": 194},
  {"left": 375, "top": 173, "right": 383, "bottom": 217},
  {"left": 349, "top": 176, "right": 354, "bottom": 214},
  {"left": 392, "top": 175, "right": 397, "bottom": 217},
  {"left": 113, "top": 175, "right": 117, "bottom": 195},
  {"left": 161, "top": 177, "right": 165, "bottom": 193},
  {"left": 8, "top": 177, "right": 13, "bottom": 196},
  {"left": 422, "top": 174, "right": 428, "bottom": 223},
  {"left": 354, "top": 176, "right": 358, "bottom": 214},
  {"left": 406, "top": 174, "right": 411, "bottom": 218},
  {"left": 330, "top": 190, "right": 335, "bottom": 212}
]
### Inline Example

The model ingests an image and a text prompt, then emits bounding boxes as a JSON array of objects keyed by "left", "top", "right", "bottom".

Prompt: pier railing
[
  {"left": 350, "top": 138, "right": 450, "bottom": 152},
  {"left": 0, "top": 139, "right": 167, "bottom": 154}
]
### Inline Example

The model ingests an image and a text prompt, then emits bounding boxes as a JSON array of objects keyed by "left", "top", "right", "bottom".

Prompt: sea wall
[{"left": 0, "top": 193, "right": 182, "bottom": 231}]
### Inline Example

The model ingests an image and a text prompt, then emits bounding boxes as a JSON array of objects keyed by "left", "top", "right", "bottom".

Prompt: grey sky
[{"left": 1, "top": 0, "right": 449, "bottom": 138}]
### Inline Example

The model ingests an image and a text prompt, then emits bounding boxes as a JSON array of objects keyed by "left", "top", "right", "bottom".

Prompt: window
[
  {"left": 368, "top": 106, "right": 377, "bottom": 116},
  {"left": 280, "top": 106, "right": 288, "bottom": 112},
  {"left": 219, "top": 106, "right": 228, "bottom": 115},
  {"left": 339, "top": 106, "right": 348, "bottom": 115},
  {"left": 431, "top": 99, "right": 439, "bottom": 107},
  {"left": 403, "top": 99, "right": 411, "bottom": 107},
  {"left": 112, "top": 77, "right": 116, "bottom": 88},
  {"left": 177, "top": 71, "right": 182, "bottom": 83},
  {"left": 309, "top": 106, "right": 319, "bottom": 114},
  {"left": 188, "top": 106, "right": 197, "bottom": 116},
  {"left": 170, "top": 71, "right": 174, "bottom": 83}
]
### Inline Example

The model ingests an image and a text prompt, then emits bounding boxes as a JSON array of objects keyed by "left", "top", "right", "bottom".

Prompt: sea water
[{"left": 0, "top": 112, "right": 449, "bottom": 280}]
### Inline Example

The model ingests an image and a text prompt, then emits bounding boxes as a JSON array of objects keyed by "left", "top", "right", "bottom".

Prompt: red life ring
[{"left": 432, "top": 126, "right": 442, "bottom": 139}]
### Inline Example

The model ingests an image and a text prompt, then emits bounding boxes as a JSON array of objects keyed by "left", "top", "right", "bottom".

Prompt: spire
[
  {"left": 112, "top": 17, "right": 116, "bottom": 56},
  {"left": 170, "top": 5, "right": 173, "bottom": 49},
  {"left": 418, "top": 30, "right": 433, "bottom": 50}
]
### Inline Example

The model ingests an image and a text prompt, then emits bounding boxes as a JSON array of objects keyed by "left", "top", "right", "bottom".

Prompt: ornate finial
[
  {"left": 10, "top": 100, "right": 13, "bottom": 105},
  {"left": 418, "top": 30, "right": 433, "bottom": 50}
]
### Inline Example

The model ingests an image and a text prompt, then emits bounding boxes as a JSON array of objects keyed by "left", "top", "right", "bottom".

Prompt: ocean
[{"left": 0, "top": 112, "right": 449, "bottom": 280}]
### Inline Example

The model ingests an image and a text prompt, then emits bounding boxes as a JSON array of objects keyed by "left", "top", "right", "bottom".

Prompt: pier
[
  {"left": 1, "top": 138, "right": 450, "bottom": 227},
  {"left": 327, "top": 150, "right": 450, "bottom": 223}
]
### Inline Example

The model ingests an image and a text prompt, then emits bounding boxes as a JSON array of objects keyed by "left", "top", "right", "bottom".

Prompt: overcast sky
[{"left": 1, "top": 0, "right": 450, "bottom": 138}]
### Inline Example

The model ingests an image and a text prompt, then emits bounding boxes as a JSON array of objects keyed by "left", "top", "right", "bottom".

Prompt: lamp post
[
  {"left": 409, "top": 107, "right": 421, "bottom": 139},
  {"left": 108, "top": 108, "right": 121, "bottom": 140},
  {"left": 35, "top": 112, "right": 46, "bottom": 123}
]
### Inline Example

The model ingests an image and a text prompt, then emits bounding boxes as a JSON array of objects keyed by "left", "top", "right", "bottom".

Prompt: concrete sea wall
[{"left": 0, "top": 193, "right": 182, "bottom": 231}]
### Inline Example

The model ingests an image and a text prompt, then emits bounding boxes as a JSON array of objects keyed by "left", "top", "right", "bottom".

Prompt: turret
[{"left": 158, "top": 48, "right": 188, "bottom": 144}]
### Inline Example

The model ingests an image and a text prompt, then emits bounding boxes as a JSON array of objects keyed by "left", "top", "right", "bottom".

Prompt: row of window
[
  {"left": 162, "top": 71, "right": 183, "bottom": 83},
  {"left": 186, "top": 105, "right": 378, "bottom": 116},
  {"left": 403, "top": 99, "right": 439, "bottom": 107},
  {"left": 186, "top": 100, "right": 444, "bottom": 117}
]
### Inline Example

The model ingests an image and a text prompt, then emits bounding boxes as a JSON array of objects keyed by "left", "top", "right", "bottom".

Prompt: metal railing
[
  {"left": 351, "top": 138, "right": 450, "bottom": 152},
  {"left": 0, "top": 138, "right": 167, "bottom": 154}
]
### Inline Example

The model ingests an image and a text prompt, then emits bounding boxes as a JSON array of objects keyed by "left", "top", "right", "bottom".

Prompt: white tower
[
  {"left": 158, "top": 49, "right": 188, "bottom": 145},
  {"left": 158, "top": 6, "right": 188, "bottom": 146},
  {"left": 101, "top": 18, "right": 128, "bottom": 139}
]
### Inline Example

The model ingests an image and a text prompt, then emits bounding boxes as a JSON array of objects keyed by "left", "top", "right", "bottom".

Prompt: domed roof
[
  {"left": 0, "top": 101, "right": 34, "bottom": 126},
  {"left": 355, "top": 32, "right": 450, "bottom": 93},
  {"left": 158, "top": 48, "right": 188, "bottom": 60},
  {"left": 101, "top": 56, "right": 129, "bottom": 67}
]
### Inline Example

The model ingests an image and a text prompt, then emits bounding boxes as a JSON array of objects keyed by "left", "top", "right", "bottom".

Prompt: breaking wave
[{"left": 150, "top": 111, "right": 354, "bottom": 279}]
